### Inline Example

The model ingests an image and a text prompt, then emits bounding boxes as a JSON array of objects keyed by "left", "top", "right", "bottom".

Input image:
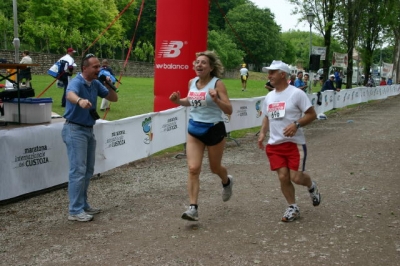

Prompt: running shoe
[
  {"left": 84, "top": 207, "right": 102, "bottom": 215},
  {"left": 281, "top": 205, "right": 300, "bottom": 222},
  {"left": 222, "top": 175, "right": 233, "bottom": 202},
  {"left": 68, "top": 212, "right": 93, "bottom": 222},
  {"left": 181, "top": 206, "right": 198, "bottom": 221},
  {"left": 309, "top": 181, "right": 321, "bottom": 206}
]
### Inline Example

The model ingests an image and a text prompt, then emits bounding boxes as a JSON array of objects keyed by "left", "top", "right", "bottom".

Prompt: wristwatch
[{"left": 294, "top": 121, "right": 301, "bottom": 129}]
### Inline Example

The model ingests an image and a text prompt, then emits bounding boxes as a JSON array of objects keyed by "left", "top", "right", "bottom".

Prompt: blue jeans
[
  {"left": 61, "top": 78, "right": 68, "bottom": 107},
  {"left": 62, "top": 123, "right": 96, "bottom": 215}
]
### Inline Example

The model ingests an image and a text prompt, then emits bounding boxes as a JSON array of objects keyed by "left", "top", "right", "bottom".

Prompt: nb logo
[{"left": 158, "top": 41, "right": 184, "bottom": 58}]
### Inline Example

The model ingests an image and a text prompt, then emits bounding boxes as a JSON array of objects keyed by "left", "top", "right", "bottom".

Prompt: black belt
[{"left": 65, "top": 120, "right": 93, "bottom": 128}]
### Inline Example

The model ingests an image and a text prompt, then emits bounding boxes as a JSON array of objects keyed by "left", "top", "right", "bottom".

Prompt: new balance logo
[{"left": 158, "top": 41, "right": 184, "bottom": 58}]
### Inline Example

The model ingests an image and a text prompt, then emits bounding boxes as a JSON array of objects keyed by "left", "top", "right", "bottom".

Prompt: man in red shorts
[{"left": 257, "top": 60, "right": 321, "bottom": 222}]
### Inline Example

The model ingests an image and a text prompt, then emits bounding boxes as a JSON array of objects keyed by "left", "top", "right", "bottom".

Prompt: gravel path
[{"left": 1, "top": 95, "right": 399, "bottom": 266}]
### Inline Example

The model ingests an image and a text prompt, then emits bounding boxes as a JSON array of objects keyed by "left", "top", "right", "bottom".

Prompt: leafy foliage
[
  {"left": 224, "top": 2, "right": 282, "bottom": 69},
  {"left": 207, "top": 30, "right": 244, "bottom": 69}
]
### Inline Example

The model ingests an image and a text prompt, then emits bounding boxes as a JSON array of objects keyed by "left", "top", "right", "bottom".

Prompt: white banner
[
  {"left": 332, "top": 52, "right": 348, "bottom": 68},
  {"left": 1, "top": 85, "right": 400, "bottom": 201},
  {"left": 312, "top": 46, "right": 326, "bottom": 60},
  {"left": 382, "top": 62, "right": 394, "bottom": 78},
  {"left": 229, "top": 97, "right": 265, "bottom": 131}
]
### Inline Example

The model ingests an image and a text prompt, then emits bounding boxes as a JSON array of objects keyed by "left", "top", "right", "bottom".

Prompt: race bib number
[
  {"left": 267, "top": 102, "right": 286, "bottom": 119},
  {"left": 188, "top": 91, "right": 207, "bottom": 107}
]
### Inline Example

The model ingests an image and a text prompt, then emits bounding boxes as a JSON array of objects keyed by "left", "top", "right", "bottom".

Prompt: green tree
[
  {"left": 384, "top": 0, "right": 400, "bottom": 83},
  {"left": 288, "top": 0, "right": 340, "bottom": 81},
  {"left": 281, "top": 30, "right": 343, "bottom": 69},
  {"left": 20, "top": 0, "right": 124, "bottom": 55},
  {"left": 335, "top": 0, "right": 368, "bottom": 88},
  {"left": 128, "top": 0, "right": 156, "bottom": 54},
  {"left": 207, "top": 30, "right": 244, "bottom": 70},
  {"left": 224, "top": 2, "right": 282, "bottom": 69},
  {"left": 133, "top": 40, "right": 154, "bottom": 62},
  {"left": 0, "top": 11, "right": 13, "bottom": 50},
  {"left": 115, "top": 0, "right": 141, "bottom": 59},
  {"left": 208, "top": 0, "right": 248, "bottom": 31},
  {"left": 357, "top": 1, "right": 387, "bottom": 84}
]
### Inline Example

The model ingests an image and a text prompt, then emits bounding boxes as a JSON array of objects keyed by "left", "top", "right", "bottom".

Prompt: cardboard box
[{"left": 4, "top": 98, "right": 53, "bottom": 124}]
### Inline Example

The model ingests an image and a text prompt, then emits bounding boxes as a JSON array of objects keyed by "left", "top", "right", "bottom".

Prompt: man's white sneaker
[
  {"left": 309, "top": 181, "right": 321, "bottom": 206},
  {"left": 68, "top": 212, "right": 93, "bottom": 222},
  {"left": 281, "top": 205, "right": 300, "bottom": 222},
  {"left": 84, "top": 207, "right": 102, "bottom": 215}
]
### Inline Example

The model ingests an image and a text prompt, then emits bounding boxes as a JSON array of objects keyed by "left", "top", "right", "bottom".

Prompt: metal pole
[
  {"left": 12, "top": 0, "right": 21, "bottom": 124},
  {"left": 309, "top": 22, "right": 312, "bottom": 94},
  {"left": 12, "top": 0, "right": 20, "bottom": 63}
]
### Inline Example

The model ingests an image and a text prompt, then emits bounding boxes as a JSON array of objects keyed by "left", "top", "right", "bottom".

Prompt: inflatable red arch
[{"left": 153, "top": 0, "right": 209, "bottom": 111}]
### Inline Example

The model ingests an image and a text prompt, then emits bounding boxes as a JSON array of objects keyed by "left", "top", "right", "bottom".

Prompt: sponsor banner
[
  {"left": 229, "top": 97, "right": 265, "bottom": 131},
  {"left": 153, "top": 0, "right": 209, "bottom": 112},
  {"left": 150, "top": 107, "right": 187, "bottom": 154},
  {"left": 94, "top": 115, "right": 153, "bottom": 174},
  {"left": 312, "top": 46, "right": 326, "bottom": 60},
  {"left": 332, "top": 52, "right": 348, "bottom": 68},
  {"left": 0, "top": 122, "right": 69, "bottom": 201},
  {"left": 1, "top": 86, "right": 400, "bottom": 201},
  {"left": 382, "top": 62, "right": 393, "bottom": 78},
  {"left": 334, "top": 89, "right": 362, "bottom": 109}
]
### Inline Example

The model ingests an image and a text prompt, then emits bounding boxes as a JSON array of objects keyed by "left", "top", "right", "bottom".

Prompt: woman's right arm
[{"left": 169, "top": 79, "right": 192, "bottom": 106}]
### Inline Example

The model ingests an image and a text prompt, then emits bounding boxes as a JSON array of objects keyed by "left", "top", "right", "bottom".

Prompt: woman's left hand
[{"left": 209, "top": 88, "right": 218, "bottom": 102}]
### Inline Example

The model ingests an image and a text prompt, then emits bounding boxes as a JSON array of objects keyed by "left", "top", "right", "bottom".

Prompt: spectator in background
[
  {"left": 99, "top": 59, "right": 117, "bottom": 111},
  {"left": 319, "top": 75, "right": 324, "bottom": 86},
  {"left": 321, "top": 74, "right": 339, "bottom": 92},
  {"left": 20, "top": 50, "right": 32, "bottom": 65},
  {"left": 387, "top": 77, "right": 393, "bottom": 85},
  {"left": 294, "top": 71, "right": 308, "bottom": 92},
  {"left": 239, "top": 64, "right": 249, "bottom": 91},
  {"left": 19, "top": 50, "right": 33, "bottom": 87},
  {"left": 303, "top": 73, "right": 312, "bottom": 94},
  {"left": 265, "top": 80, "right": 274, "bottom": 92},
  {"left": 289, "top": 74, "right": 296, "bottom": 86},
  {"left": 334, "top": 69, "right": 342, "bottom": 89},
  {"left": 62, "top": 53, "right": 118, "bottom": 222},
  {"left": 59, "top": 48, "right": 77, "bottom": 107},
  {"left": 366, "top": 74, "right": 375, "bottom": 87},
  {"left": 379, "top": 77, "right": 387, "bottom": 86}
]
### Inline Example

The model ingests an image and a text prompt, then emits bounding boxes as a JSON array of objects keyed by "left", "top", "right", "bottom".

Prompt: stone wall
[{"left": 0, "top": 49, "right": 238, "bottom": 79}]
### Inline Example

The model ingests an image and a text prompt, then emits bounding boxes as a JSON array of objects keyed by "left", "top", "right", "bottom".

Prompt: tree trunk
[{"left": 393, "top": 30, "right": 400, "bottom": 83}]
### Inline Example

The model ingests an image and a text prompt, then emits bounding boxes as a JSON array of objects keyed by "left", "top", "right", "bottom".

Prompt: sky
[{"left": 250, "top": 0, "right": 309, "bottom": 32}]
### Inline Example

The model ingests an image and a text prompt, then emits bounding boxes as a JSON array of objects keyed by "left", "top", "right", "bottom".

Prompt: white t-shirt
[
  {"left": 59, "top": 54, "right": 76, "bottom": 82},
  {"left": 239, "top": 67, "right": 248, "bottom": 76},
  {"left": 262, "top": 85, "right": 312, "bottom": 145},
  {"left": 59, "top": 54, "right": 75, "bottom": 70}
]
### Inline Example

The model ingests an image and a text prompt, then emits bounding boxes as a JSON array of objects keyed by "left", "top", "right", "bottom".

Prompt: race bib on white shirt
[
  {"left": 188, "top": 91, "right": 208, "bottom": 107},
  {"left": 268, "top": 101, "right": 286, "bottom": 119}
]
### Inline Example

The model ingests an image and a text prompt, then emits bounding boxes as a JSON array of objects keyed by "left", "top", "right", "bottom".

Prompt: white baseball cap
[
  {"left": 262, "top": 60, "right": 291, "bottom": 74},
  {"left": 330, "top": 74, "right": 335, "bottom": 78}
]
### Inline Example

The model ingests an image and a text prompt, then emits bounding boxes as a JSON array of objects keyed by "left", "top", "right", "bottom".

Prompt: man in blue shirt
[
  {"left": 321, "top": 74, "right": 338, "bottom": 92},
  {"left": 294, "top": 71, "right": 308, "bottom": 92},
  {"left": 62, "top": 54, "right": 118, "bottom": 222}
]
